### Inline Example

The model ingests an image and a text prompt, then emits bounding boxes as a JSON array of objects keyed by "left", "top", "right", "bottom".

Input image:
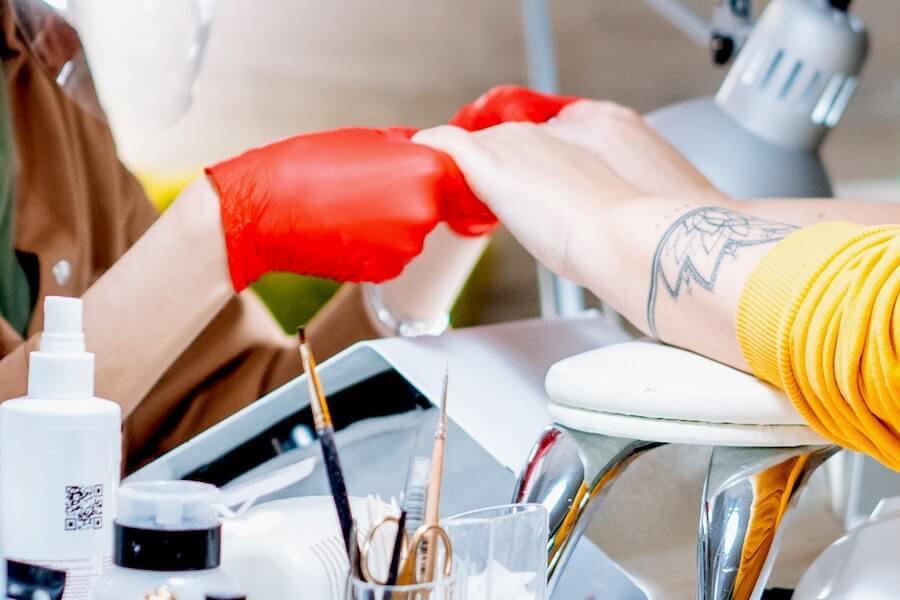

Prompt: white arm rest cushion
[
  {"left": 545, "top": 342, "right": 829, "bottom": 446},
  {"left": 546, "top": 341, "right": 804, "bottom": 426}
]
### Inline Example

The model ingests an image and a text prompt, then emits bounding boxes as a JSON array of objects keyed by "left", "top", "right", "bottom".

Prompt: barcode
[{"left": 64, "top": 485, "right": 103, "bottom": 531}]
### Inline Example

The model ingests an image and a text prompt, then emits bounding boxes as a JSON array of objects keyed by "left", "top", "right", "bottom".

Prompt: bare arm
[
  {"left": 1, "top": 173, "right": 484, "bottom": 413},
  {"left": 84, "top": 178, "right": 234, "bottom": 413},
  {"left": 0, "top": 178, "right": 232, "bottom": 411},
  {"left": 414, "top": 118, "right": 840, "bottom": 374},
  {"left": 579, "top": 196, "right": 795, "bottom": 370},
  {"left": 415, "top": 112, "right": 900, "bottom": 375},
  {"left": 74, "top": 175, "right": 480, "bottom": 410},
  {"left": 414, "top": 108, "right": 900, "bottom": 468},
  {"left": 737, "top": 198, "right": 900, "bottom": 226},
  {"left": 592, "top": 195, "right": 900, "bottom": 369}
]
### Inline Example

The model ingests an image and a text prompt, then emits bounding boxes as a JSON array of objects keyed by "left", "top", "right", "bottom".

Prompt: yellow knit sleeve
[{"left": 737, "top": 222, "right": 900, "bottom": 470}]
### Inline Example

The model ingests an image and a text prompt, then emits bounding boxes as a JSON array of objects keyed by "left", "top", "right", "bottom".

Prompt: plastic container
[
  {"left": 221, "top": 495, "right": 391, "bottom": 600},
  {"left": 794, "top": 496, "right": 900, "bottom": 600},
  {"left": 91, "top": 481, "right": 242, "bottom": 600},
  {"left": 0, "top": 296, "right": 121, "bottom": 599}
]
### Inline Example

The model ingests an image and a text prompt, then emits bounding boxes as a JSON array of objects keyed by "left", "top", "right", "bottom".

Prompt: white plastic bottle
[
  {"left": 91, "top": 481, "right": 243, "bottom": 600},
  {"left": 0, "top": 296, "right": 122, "bottom": 599}
]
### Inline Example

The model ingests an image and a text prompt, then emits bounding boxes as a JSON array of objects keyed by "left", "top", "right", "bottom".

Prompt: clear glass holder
[
  {"left": 443, "top": 503, "right": 549, "bottom": 600},
  {"left": 362, "top": 283, "right": 450, "bottom": 338},
  {"left": 345, "top": 572, "right": 462, "bottom": 600}
]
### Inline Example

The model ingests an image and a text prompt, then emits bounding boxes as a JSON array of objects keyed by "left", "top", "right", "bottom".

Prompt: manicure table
[{"left": 132, "top": 315, "right": 842, "bottom": 599}]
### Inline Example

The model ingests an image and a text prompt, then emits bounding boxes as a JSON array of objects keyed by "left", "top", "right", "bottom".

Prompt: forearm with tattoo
[{"left": 646, "top": 207, "right": 797, "bottom": 338}]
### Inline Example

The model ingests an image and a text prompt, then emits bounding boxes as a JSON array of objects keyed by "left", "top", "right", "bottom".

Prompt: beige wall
[{"left": 113, "top": 0, "right": 900, "bottom": 322}]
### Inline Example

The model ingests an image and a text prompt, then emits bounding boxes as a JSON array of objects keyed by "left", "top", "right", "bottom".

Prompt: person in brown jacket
[{"left": 0, "top": 0, "right": 476, "bottom": 471}]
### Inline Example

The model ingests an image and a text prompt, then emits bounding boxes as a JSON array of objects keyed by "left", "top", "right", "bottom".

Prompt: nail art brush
[{"left": 297, "top": 327, "right": 355, "bottom": 555}]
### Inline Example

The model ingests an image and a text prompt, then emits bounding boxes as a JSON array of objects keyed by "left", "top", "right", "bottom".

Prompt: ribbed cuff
[{"left": 736, "top": 222, "right": 867, "bottom": 386}]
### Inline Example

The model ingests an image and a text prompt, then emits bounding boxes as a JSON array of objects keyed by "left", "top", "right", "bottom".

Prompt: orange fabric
[
  {"left": 733, "top": 455, "right": 808, "bottom": 599},
  {"left": 738, "top": 223, "right": 900, "bottom": 470}
]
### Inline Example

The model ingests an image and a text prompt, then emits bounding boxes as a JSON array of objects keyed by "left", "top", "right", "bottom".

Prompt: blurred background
[{"left": 106, "top": 0, "right": 900, "bottom": 332}]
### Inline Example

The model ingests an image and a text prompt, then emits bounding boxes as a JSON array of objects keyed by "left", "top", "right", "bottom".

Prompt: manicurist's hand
[
  {"left": 205, "top": 127, "right": 484, "bottom": 292},
  {"left": 412, "top": 122, "right": 639, "bottom": 283}
]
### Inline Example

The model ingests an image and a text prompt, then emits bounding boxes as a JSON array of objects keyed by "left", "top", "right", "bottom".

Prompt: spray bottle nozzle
[
  {"left": 28, "top": 296, "right": 94, "bottom": 399},
  {"left": 40, "top": 296, "right": 86, "bottom": 354}
]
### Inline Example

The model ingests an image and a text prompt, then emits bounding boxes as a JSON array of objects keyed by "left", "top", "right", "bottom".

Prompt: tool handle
[
  {"left": 320, "top": 433, "right": 354, "bottom": 552},
  {"left": 421, "top": 439, "right": 445, "bottom": 582}
]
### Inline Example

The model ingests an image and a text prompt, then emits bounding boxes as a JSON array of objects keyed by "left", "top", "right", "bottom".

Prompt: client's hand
[
  {"left": 413, "top": 122, "right": 638, "bottom": 282},
  {"left": 206, "top": 127, "right": 478, "bottom": 291},
  {"left": 443, "top": 84, "right": 582, "bottom": 235},
  {"left": 545, "top": 100, "right": 728, "bottom": 202}
]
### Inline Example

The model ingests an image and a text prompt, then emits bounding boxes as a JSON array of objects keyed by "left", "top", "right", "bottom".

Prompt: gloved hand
[
  {"left": 439, "top": 85, "right": 581, "bottom": 235},
  {"left": 206, "top": 86, "right": 579, "bottom": 292},
  {"left": 206, "top": 127, "right": 478, "bottom": 292},
  {"left": 449, "top": 85, "right": 580, "bottom": 131},
  {"left": 413, "top": 120, "right": 636, "bottom": 284}
]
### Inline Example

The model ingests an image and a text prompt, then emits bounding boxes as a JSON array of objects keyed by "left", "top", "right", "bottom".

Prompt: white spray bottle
[{"left": 0, "top": 296, "right": 122, "bottom": 599}]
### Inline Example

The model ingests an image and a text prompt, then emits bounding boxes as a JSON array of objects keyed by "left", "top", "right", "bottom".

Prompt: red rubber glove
[
  {"left": 442, "top": 85, "right": 581, "bottom": 234},
  {"left": 206, "top": 127, "right": 479, "bottom": 291},
  {"left": 450, "top": 84, "right": 580, "bottom": 131}
]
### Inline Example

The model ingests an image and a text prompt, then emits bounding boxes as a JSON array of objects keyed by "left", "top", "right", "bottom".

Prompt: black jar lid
[{"left": 114, "top": 523, "right": 222, "bottom": 571}]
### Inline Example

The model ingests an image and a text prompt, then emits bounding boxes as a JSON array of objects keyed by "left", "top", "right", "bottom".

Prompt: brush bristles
[{"left": 297, "top": 326, "right": 307, "bottom": 346}]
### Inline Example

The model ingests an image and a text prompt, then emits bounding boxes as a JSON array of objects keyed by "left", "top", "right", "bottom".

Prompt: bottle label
[
  {"left": 0, "top": 414, "right": 121, "bottom": 599},
  {"left": 6, "top": 556, "right": 110, "bottom": 600}
]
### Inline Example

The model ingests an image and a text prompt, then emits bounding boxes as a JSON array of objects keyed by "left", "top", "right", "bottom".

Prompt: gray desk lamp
[{"left": 646, "top": 0, "right": 868, "bottom": 199}]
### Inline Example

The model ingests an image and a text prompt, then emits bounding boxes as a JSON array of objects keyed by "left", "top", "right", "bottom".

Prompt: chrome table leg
[
  {"left": 698, "top": 444, "right": 839, "bottom": 600},
  {"left": 512, "top": 424, "right": 662, "bottom": 594}
]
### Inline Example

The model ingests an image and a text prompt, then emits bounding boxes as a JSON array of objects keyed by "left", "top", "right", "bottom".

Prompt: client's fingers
[
  {"left": 413, "top": 125, "right": 500, "bottom": 235},
  {"left": 413, "top": 125, "right": 501, "bottom": 201},
  {"left": 412, "top": 125, "right": 488, "bottom": 174},
  {"left": 557, "top": 99, "right": 643, "bottom": 123}
]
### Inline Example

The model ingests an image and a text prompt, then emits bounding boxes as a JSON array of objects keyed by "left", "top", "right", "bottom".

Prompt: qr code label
[{"left": 64, "top": 485, "right": 103, "bottom": 531}]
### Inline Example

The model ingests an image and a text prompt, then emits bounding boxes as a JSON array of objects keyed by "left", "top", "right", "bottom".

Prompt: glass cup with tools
[
  {"left": 442, "top": 503, "right": 549, "bottom": 600},
  {"left": 345, "top": 572, "right": 462, "bottom": 600}
]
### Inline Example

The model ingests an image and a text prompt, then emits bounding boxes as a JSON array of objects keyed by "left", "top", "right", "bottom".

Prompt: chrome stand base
[
  {"left": 512, "top": 424, "right": 662, "bottom": 595},
  {"left": 513, "top": 424, "right": 839, "bottom": 599},
  {"left": 699, "top": 444, "right": 838, "bottom": 600}
]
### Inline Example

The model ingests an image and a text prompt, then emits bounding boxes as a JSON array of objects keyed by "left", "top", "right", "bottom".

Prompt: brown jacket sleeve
[{"left": 124, "top": 284, "right": 380, "bottom": 471}]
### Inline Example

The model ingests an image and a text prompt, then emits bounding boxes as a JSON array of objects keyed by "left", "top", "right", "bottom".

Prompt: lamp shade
[{"left": 646, "top": 0, "right": 867, "bottom": 199}]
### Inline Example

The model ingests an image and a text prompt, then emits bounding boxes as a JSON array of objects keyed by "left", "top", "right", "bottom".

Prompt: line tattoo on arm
[{"left": 646, "top": 207, "right": 797, "bottom": 338}]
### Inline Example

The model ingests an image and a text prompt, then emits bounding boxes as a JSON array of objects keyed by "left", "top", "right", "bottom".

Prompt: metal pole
[{"left": 521, "top": 0, "right": 587, "bottom": 318}]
